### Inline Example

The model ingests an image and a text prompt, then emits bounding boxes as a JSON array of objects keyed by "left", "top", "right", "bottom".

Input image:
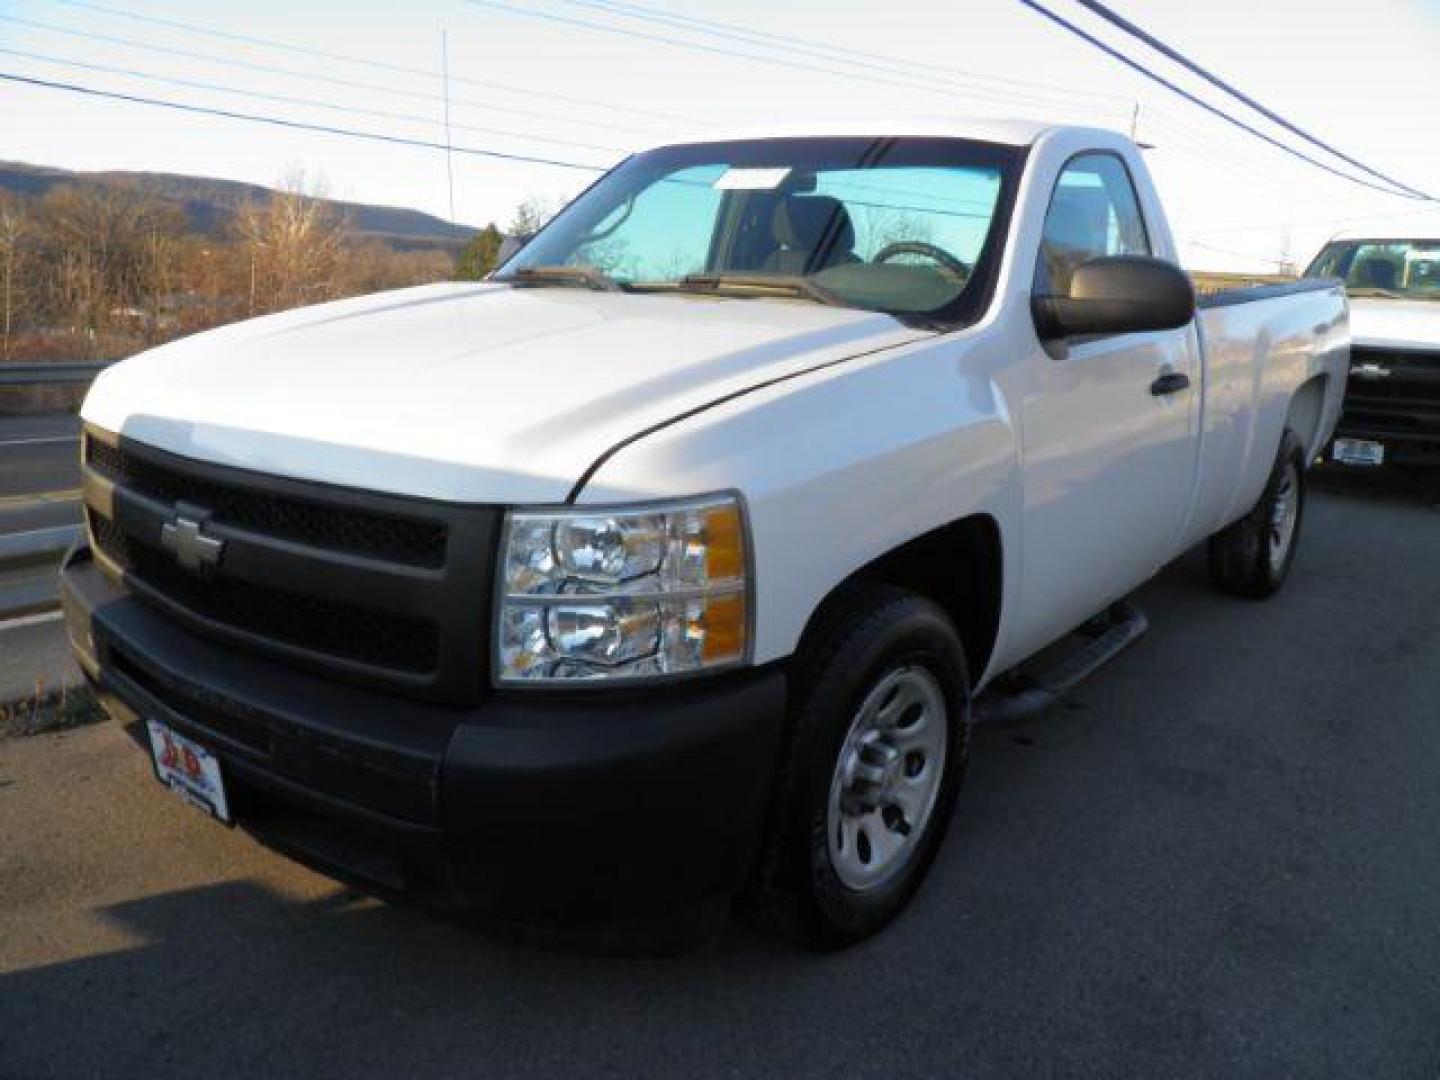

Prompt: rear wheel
[
  {"left": 745, "top": 583, "right": 970, "bottom": 949},
  {"left": 1208, "top": 429, "right": 1307, "bottom": 598}
]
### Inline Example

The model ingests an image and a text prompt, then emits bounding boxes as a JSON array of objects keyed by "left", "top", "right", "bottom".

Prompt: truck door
[{"left": 1015, "top": 152, "right": 1199, "bottom": 644}]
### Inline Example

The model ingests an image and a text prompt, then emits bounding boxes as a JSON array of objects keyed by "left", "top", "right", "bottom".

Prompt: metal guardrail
[
  {"left": 0, "top": 525, "right": 80, "bottom": 620},
  {"left": 0, "top": 361, "right": 113, "bottom": 387},
  {"left": 1, "top": 360, "right": 102, "bottom": 618},
  {"left": 0, "top": 525, "right": 81, "bottom": 567}
]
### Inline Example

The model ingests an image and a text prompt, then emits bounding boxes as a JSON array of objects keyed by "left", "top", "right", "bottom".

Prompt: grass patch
[{"left": 0, "top": 683, "right": 106, "bottom": 738}]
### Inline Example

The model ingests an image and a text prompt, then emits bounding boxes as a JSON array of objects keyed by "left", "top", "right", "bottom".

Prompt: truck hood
[
  {"left": 83, "top": 283, "right": 930, "bottom": 503},
  {"left": 1348, "top": 298, "right": 1440, "bottom": 350}
]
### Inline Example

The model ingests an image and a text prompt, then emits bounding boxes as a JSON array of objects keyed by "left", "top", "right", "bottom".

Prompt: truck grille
[
  {"left": 86, "top": 438, "right": 447, "bottom": 567},
  {"left": 89, "top": 513, "right": 440, "bottom": 673},
  {"left": 82, "top": 427, "right": 501, "bottom": 704},
  {"left": 1339, "top": 346, "right": 1440, "bottom": 438}
]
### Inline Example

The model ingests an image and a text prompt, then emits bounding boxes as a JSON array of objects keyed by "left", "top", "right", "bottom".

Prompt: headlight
[{"left": 495, "top": 493, "right": 750, "bottom": 684}]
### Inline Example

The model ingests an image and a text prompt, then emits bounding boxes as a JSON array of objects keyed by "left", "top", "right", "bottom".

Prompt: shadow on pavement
[{"left": 1309, "top": 462, "right": 1439, "bottom": 506}]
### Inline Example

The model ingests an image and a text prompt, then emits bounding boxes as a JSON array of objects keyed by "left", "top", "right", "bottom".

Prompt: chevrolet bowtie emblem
[{"left": 160, "top": 506, "right": 224, "bottom": 576}]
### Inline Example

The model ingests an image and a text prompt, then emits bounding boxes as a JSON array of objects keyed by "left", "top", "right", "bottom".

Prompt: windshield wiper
[
  {"left": 664, "top": 273, "right": 846, "bottom": 309},
  {"left": 1346, "top": 287, "right": 1406, "bottom": 299},
  {"left": 507, "top": 265, "right": 622, "bottom": 292}
]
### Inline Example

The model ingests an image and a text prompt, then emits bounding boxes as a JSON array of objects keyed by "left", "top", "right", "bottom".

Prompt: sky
[{"left": 2, "top": 0, "right": 1439, "bottom": 271}]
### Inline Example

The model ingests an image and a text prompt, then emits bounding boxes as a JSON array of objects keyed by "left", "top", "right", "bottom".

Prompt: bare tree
[
  {"left": 235, "top": 167, "right": 349, "bottom": 315},
  {"left": 507, "top": 197, "right": 559, "bottom": 239},
  {"left": 139, "top": 227, "right": 180, "bottom": 343},
  {"left": 35, "top": 182, "right": 186, "bottom": 353},
  {"left": 4, "top": 164, "right": 479, "bottom": 364},
  {"left": 0, "top": 194, "right": 28, "bottom": 358},
  {"left": 853, "top": 205, "right": 935, "bottom": 259},
  {"left": 338, "top": 239, "right": 453, "bottom": 294}
]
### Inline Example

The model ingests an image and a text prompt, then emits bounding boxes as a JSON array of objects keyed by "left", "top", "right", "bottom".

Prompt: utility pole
[
  {"left": 1279, "top": 227, "right": 1296, "bottom": 277},
  {"left": 441, "top": 29, "right": 457, "bottom": 233},
  {"left": 1130, "top": 101, "right": 1141, "bottom": 141}
]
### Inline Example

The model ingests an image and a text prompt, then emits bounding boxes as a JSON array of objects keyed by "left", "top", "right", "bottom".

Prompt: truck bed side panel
[{"left": 1182, "top": 284, "right": 1348, "bottom": 547}]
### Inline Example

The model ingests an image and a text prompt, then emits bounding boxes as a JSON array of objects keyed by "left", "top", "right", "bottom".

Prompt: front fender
[{"left": 575, "top": 335, "right": 1022, "bottom": 674}]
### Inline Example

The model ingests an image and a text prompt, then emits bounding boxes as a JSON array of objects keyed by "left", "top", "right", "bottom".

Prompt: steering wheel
[{"left": 871, "top": 241, "right": 970, "bottom": 279}]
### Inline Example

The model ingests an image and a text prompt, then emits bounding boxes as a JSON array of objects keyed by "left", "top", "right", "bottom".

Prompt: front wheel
[
  {"left": 1208, "top": 428, "right": 1307, "bottom": 598},
  {"left": 744, "top": 583, "right": 970, "bottom": 949}
]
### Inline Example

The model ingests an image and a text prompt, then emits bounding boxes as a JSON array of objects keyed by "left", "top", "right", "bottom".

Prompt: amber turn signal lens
[
  {"left": 702, "top": 503, "right": 745, "bottom": 582},
  {"left": 698, "top": 592, "right": 746, "bottom": 664}
]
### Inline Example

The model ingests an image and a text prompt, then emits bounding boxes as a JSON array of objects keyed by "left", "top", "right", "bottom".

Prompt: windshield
[
  {"left": 495, "top": 137, "right": 1022, "bottom": 324},
  {"left": 1306, "top": 239, "right": 1440, "bottom": 299}
]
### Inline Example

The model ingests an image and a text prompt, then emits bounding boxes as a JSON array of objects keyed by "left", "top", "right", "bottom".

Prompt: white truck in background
[
  {"left": 1305, "top": 232, "right": 1440, "bottom": 470},
  {"left": 64, "top": 120, "right": 1348, "bottom": 950}
]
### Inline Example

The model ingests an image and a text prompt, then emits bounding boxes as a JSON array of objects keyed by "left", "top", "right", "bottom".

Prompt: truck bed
[
  {"left": 1180, "top": 277, "right": 1349, "bottom": 550},
  {"left": 1194, "top": 276, "right": 1337, "bottom": 308}
]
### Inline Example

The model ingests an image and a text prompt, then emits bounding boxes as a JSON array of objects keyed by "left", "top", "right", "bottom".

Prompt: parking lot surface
[{"left": 2, "top": 469, "right": 1438, "bottom": 1079}]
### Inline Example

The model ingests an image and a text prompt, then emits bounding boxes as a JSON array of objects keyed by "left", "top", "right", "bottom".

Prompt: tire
[
  {"left": 1208, "top": 428, "right": 1307, "bottom": 599},
  {"left": 744, "top": 582, "right": 971, "bottom": 949}
]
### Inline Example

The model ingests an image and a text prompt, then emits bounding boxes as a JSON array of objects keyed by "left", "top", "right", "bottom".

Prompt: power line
[
  {"left": 1, "top": 12, "right": 668, "bottom": 137},
  {"left": 1016, "top": 0, "right": 1431, "bottom": 201},
  {"left": 465, "top": 0, "right": 1128, "bottom": 125},
  {"left": 1142, "top": 110, "right": 1316, "bottom": 195},
  {"left": 511, "top": 0, "right": 1428, "bottom": 206},
  {"left": 1138, "top": 110, "right": 1437, "bottom": 242},
  {"left": 0, "top": 71, "right": 615, "bottom": 173},
  {"left": 1177, "top": 236, "right": 1290, "bottom": 268},
  {"left": 1143, "top": 101, "right": 1387, "bottom": 204},
  {"left": 0, "top": 68, "right": 1012, "bottom": 243},
  {"left": 568, "top": 0, "right": 1132, "bottom": 104},
  {"left": 50, "top": 0, "right": 689, "bottom": 127},
  {"left": 1074, "top": 0, "right": 1436, "bottom": 202},
  {"left": 558, "top": 0, "right": 1134, "bottom": 110},
  {"left": 0, "top": 45, "right": 630, "bottom": 155},
  {"left": 1186, "top": 205, "right": 1440, "bottom": 238}
]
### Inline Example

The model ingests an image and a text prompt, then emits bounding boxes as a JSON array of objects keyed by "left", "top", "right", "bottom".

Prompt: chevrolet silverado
[{"left": 62, "top": 120, "right": 1349, "bottom": 949}]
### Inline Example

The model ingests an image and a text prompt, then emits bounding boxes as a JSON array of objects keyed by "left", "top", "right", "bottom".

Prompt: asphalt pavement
[
  {"left": 0, "top": 614, "right": 76, "bottom": 704},
  {"left": 1, "top": 467, "right": 1438, "bottom": 1079}
]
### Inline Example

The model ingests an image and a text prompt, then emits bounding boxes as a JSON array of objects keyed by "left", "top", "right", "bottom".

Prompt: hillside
[{"left": 0, "top": 161, "right": 476, "bottom": 251}]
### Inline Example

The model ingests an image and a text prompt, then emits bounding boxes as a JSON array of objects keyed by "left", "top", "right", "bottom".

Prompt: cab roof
[
  {"left": 1327, "top": 223, "right": 1440, "bottom": 244},
  {"left": 646, "top": 116, "right": 1099, "bottom": 152}
]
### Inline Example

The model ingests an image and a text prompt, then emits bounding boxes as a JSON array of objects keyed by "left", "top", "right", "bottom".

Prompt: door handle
[{"left": 1150, "top": 371, "right": 1191, "bottom": 396}]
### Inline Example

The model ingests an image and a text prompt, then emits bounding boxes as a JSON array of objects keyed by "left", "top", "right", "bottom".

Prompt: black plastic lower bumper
[
  {"left": 1335, "top": 369, "right": 1440, "bottom": 467},
  {"left": 1333, "top": 420, "right": 1440, "bottom": 467},
  {"left": 61, "top": 550, "right": 788, "bottom": 927}
]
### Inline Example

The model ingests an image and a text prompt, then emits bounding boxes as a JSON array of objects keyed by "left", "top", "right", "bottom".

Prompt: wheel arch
[
  {"left": 796, "top": 513, "right": 1004, "bottom": 685},
  {"left": 1285, "top": 374, "right": 1330, "bottom": 462}
]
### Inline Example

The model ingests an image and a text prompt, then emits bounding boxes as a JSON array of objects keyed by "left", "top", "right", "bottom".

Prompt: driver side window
[{"left": 1036, "top": 153, "right": 1151, "bottom": 296}]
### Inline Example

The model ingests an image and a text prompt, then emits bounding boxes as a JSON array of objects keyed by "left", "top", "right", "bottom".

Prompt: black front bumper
[
  {"left": 62, "top": 550, "right": 787, "bottom": 928},
  {"left": 1334, "top": 347, "right": 1440, "bottom": 466},
  {"left": 1334, "top": 415, "right": 1440, "bottom": 466}
]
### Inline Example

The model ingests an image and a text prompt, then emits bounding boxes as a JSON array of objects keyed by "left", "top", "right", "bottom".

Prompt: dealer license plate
[
  {"left": 1333, "top": 438, "right": 1385, "bottom": 467},
  {"left": 146, "top": 719, "right": 231, "bottom": 824}
]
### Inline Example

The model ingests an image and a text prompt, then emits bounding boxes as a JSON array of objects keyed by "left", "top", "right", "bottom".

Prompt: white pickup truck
[
  {"left": 63, "top": 120, "right": 1348, "bottom": 950},
  {"left": 1304, "top": 231, "right": 1440, "bottom": 470}
]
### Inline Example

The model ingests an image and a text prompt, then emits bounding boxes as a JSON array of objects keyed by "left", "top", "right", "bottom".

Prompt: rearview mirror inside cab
[{"left": 1032, "top": 255, "right": 1196, "bottom": 340}]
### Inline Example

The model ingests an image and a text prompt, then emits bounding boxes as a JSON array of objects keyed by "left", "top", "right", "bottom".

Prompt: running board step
[{"left": 973, "top": 600, "right": 1148, "bottom": 726}]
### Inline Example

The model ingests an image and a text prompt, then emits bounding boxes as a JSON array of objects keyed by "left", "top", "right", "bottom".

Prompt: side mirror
[
  {"left": 495, "top": 232, "right": 534, "bottom": 268},
  {"left": 1032, "top": 255, "right": 1196, "bottom": 340}
]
